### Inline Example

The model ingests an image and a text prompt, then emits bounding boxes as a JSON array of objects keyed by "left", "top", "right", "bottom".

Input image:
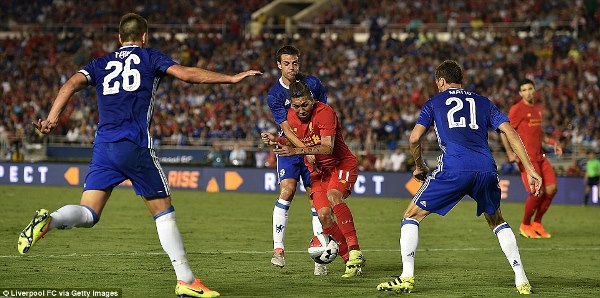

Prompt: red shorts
[
  {"left": 310, "top": 163, "right": 358, "bottom": 211},
  {"left": 518, "top": 157, "right": 557, "bottom": 192}
]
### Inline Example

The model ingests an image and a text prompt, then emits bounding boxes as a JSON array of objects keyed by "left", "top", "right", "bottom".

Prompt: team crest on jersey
[
  {"left": 279, "top": 169, "right": 286, "bottom": 177},
  {"left": 339, "top": 179, "right": 347, "bottom": 184}
]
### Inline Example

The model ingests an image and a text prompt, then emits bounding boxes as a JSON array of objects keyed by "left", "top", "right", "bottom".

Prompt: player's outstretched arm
[
  {"left": 499, "top": 132, "right": 519, "bottom": 163},
  {"left": 498, "top": 122, "right": 542, "bottom": 196},
  {"left": 260, "top": 132, "right": 287, "bottom": 147},
  {"left": 409, "top": 124, "right": 429, "bottom": 182},
  {"left": 279, "top": 121, "right": 304, "bottom": 148},
  {"left": 166, "top": 65, "right": 261, "bottom": 84},
  {"left": 33, "top": 73, "right": 88, "bottom": 135}
]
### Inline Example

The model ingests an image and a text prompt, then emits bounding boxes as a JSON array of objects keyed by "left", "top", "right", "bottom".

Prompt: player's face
[
  {"left": 290, "top": 96, "right": 314, "bottom": 121},
  {"left": 277, "top": 54, "right": 299, "bottom": 83},
  {"left": 519, "top": 83, "right": 536, "bottom": 104}
]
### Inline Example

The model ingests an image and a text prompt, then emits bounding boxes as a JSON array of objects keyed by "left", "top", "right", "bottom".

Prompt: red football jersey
[
  {"left": 508, "top": 100, "right": 544, "bottom": 161},
  {"left": 287, "top": 102, "right": 357, "bottom": 169}
]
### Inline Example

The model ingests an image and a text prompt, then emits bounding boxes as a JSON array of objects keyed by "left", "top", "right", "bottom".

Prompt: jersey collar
[
  {"left": 119, "top": 45, "right": 140, "bottom": 49},
  {"left": 279, "top": 77, "right": 289, "bottom": 89}
]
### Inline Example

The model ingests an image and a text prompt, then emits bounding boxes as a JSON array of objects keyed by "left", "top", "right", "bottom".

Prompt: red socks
[
  {"left": 333, "top": 203, "right": 359, "bottom": 251},
  {"left": 321, "top": 202, "right": 361, "bottom": 262},
  {"left": 323, "top": 222, "right": 349, "bottom": 261},
  {"left": 533, "top": 193, "right": 554, "bottom": 223},
  {"left": 523, "top": 193, "right": 554, "bottom": 225}
]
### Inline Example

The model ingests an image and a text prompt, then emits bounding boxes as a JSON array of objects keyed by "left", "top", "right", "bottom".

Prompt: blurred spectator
[
  {"left": 229, "top": 142, "right": 247, "bottom": 166},
  {"left": 207, "top": 144, "right": 226, "bottom": 167},
  {"left": 565, "top": 159, "right": 583, "bottom": 177},
  {"left": 374, "top": 153, "right": 390, "bottom": 171},
  {"left": 0, "top": 0, "right": 598, "bottom": 170},
  {"left": 254, "top": 145, "right": 268, "bottom": 168},
  {"left": 389, "top": 147, "right": 407, "bottom": 172}
]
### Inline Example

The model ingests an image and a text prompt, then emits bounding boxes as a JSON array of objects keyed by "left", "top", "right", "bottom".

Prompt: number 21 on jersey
[
  {"left": 102, "top": 54, "right": 141, "bottom": 95},
  {"left": 446, "top": 97, "right": 479, "bottom": 129}
]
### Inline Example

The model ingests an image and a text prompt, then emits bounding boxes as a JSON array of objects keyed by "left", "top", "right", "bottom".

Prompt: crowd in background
[{"left": 1, "top": 0, "right": 598, "bottom": 173}]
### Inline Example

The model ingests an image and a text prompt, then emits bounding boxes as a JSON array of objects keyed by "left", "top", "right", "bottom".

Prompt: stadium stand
[{"left": 1, "top": 0, "right": 598, "bottom": 171}]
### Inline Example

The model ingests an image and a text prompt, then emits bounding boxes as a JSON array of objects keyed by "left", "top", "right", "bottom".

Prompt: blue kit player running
[
  {"left": 18, "top": 13, "right": 260, "bottom": 298},
  {"left": 376, "top": 60, "right": 542, "bottom": 295},
  {"left": 266, "top": 45, "right": 328, "bottom": 275}
]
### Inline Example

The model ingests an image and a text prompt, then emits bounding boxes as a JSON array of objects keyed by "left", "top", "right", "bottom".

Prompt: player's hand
[
  {"left": 231, "top": 70, "right": 262, "bottom": 83},
  {"left": 306, "top": 155, "right": 321, "bottom": 173},
  {"left": 32, "top": 119, "right": 57, "bottom": 135},
  {"left": 260, "top": 132, "right": 278, "bottom": 146},
  {"left": 526, "top": 171, "right": 543, "bottom": 197},
  {"left": 413, "top": 163, "right": 429, "bottom": 182},
  {"left": 273, "top": 145, "right": 296, "bottom": 156}
]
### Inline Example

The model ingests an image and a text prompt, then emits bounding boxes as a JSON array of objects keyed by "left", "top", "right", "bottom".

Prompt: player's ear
[
  {"left": 118, "top": 34, "right": 123, "bottom": 45},
  {"left": 142, "top": 32, "right": 147, "bottom": 46}
]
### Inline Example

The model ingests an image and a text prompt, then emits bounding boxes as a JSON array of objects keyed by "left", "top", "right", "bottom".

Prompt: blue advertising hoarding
[{"left": 0, "top": 162, "right": 588, "bottom": 205}]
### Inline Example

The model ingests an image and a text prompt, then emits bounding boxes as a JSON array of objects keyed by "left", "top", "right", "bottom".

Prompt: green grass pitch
[{"left": 1, "top": 185, "right": 599, "bottom": 297}]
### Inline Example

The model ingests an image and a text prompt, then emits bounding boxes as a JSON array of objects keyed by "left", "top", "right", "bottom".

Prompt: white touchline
[{"left": 2, "top": 246, "right": 598, "bottom": 258}]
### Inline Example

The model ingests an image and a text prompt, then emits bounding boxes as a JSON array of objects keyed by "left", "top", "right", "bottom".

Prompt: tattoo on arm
[
  {"left": 296, "top": 145, "right": 331, "bottom": 155},
  {"left": 411, "top": 143, "right": 423, "bottom": 164}
]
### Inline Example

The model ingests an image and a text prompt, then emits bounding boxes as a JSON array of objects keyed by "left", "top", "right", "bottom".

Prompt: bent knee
[
  {"left": 279, "top": 186, "right": 297, "bottom": 201},
  {"left": 317, "top": 208, "right": 333, "bottom": 226},
  {"left": 546, "top": 185, "right": 557, "bottom": 196}
]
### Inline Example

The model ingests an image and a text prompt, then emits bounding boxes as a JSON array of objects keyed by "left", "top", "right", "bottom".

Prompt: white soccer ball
[{"left": 308, "top": 233, "right": 339, "bottom": 264}]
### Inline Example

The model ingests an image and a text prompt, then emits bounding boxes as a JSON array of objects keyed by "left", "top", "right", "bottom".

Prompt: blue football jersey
[
  {"left": 79, "top": 45, "right": 176, "bottom": 148},
  {"left": 417, "top": 88, "right": 509, "bottom": 172},
  {"left": 266, "top": 75, "right": 327, "bottom": 125}
]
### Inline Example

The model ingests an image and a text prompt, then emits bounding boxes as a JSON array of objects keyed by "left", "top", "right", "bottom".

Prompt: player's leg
[
  {"left": 326, "top": 187, "right": 364, "bottom": 278},
  {"left": 473, "top": 171, "right": 530, "bottom": 294},
  {"left": 378, "top": 171, "right": 467, "bottom": 292},
  {"left": 17, "top": 143, "right": 115, "bottom": 254},
  {"left": 301, "top": 165, "right": 328, "bottom": 275},
  {"left": 270, "top": 155, "right": 302, "bottom": 267},
  {"left": 531, "top": 158, "right": 557, "bottom": 238},
  {"left": 144, "top": 196, "right": 219, "bottom": 298},
  {"left": 301, "top": 164, "right": 323, "bottom": 237},
  {"left": 584, "top": 177, "right": 598, "bottom": 205},
  {"left": 124, "top": 141, "right": 218, "bottom": 297},
  {"left": 517, "top": 162, "right": 542, "bottom": 238},
  {"left": 484, "top": 208, "right": 531, "bottom": 294},
  {"left": 271, "top": 177, "right": 297, "bottom": 267},
  {"left": 584, "top": 180, "right": 591, "bottom": 205},
  {"left": 49, "top": 190, "right": 107, "bottom": 230},
  {"left": 313, "top": 184, "right": 349, "bottom": 262},
  {"left": 377, "top": 201, "right": 429, "bottom": 292}
]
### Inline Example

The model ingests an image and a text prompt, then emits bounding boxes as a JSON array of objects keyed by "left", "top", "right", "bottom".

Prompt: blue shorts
[
  {"left": 413, "top": 171, "right": 501, "bottom": 216},
  {"left": 84, "top": 140, "right": 171, "bottom": 198},
  {"left": 277, "top": 154, "right": 311, "bottom": 188}
]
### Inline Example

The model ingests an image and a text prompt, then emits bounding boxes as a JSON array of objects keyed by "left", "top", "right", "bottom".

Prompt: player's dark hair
[
  {"left": 519, "top": 78, "right": 535, "bottom": 89},
  {"left": 435, "top": 60, "right": 463, "bottom": 84},
  {"left": 289, "top": 81, "right": 313, "bottom": 100},
  {"left": 276, "top": 45, "right": 300, "bottom": 62},
  {"left": 119, "top": 13, "right": 148, "bottom": 42}
]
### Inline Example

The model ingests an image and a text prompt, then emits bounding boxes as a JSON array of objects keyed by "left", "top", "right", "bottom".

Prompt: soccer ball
[{"left": 308, "top": 233, "right": 339, "bottom": 264}]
